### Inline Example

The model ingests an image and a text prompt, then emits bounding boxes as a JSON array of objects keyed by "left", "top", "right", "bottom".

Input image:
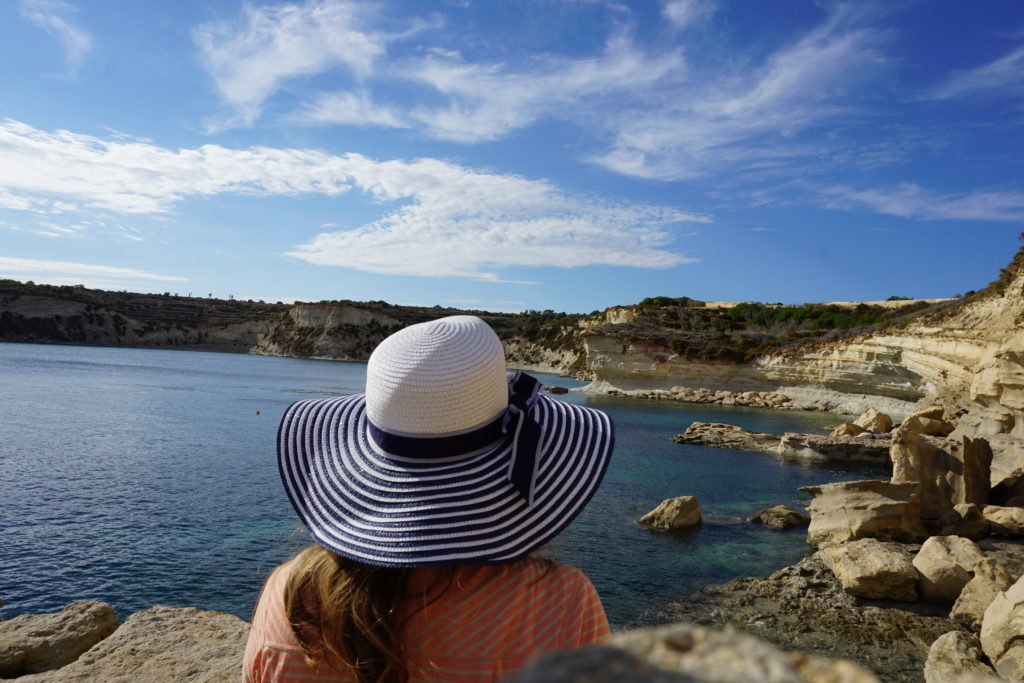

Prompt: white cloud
[
  {"left": 297, "top": 90, "right": 409, "bottom": 128},
  {"left": 19, "top": 0, "right": 92, "bottom": 75},
  {"left": 591, "top": 7, "right": 886, "bottom": 180},
  {"left": 193, "top": 0, "right": 390, "bottom": 130},
  {"left": 820, "top": 183, "right": 1024, "bottom": 222},
  {"left": 404, "top": 33, "right": 683, "bottom": 143},
  {"left": 926, "top": 45, "right": 1024, "bottom": 100},
  {"left": 662, "top": 0, "right": 712, "bottom": 30},
  {"left": 0, "top": 120, "right": 707, "bottom": 279},
  {"left": 0, "top": 257, "right": 187, "bottom": 286}
]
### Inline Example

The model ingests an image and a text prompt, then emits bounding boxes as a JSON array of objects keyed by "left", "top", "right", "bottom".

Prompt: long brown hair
[{"left": 283, "top": 545, "right": 412, "bottom": 683}]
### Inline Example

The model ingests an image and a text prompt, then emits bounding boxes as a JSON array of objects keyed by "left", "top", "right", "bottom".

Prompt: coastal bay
[{"left": 0, "top": 341, "right": 877, "bottom": 628}]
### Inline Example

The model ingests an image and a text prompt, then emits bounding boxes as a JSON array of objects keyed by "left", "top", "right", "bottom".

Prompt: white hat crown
[{"left": 365, "top": 316, "right": 508, "bottom": 436}]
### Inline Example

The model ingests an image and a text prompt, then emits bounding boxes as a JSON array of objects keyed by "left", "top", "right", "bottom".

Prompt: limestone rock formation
[
  {"left": 16, "top": 605, "right": 250, "bottom": 682},
  {"left": 901, "top": 405, "right": 955, "bottom": 437},
  {"left": 773, "top": 432, "right": 891, "bottom": 461},
  {"left": 0, "top": 601, "right": 118, "bottom": 677},
  {"left": 938, "top": 503, "right": 991, "bottom": 540},
  {"left": 984, "top": 506, "right": 1024, "bottom": 537},
  {"left": 913, "top": 536, "right": 986, "bottom": 605},
  {"left": 890, "top": 430, "right": 992, "bottom": 521},
  {"left": 831, "top": 422, "right": 866, "bottom": 437},
  {"left": 952, "top": 558, "right": 1017, "bottom": 631},
  {"left": 923, "top": 631, "right": 1000, "bottom": 683},
  {"left": 799, "top": 480, "right": 928, "bottom": 546},
  {"left": 817, "top": 538, "right": 918, "bottom": 601},
  {"left": 747, "top": 505, "right": 810, "bottom": 529},
  {"left": 981, "top": 574, "right": 1024, "bottom": 680},
  {"left": 854, "top": 408, "right": 893, "bottom": 434},
  {"left": 509, "top": 622, "right": 880, "bottom": 683},
  {"left": 639, "top": 496, "right": 702, "bottom": 531},
  {"left": 672, "top": 422, "right": 778, "bottom": 454}
]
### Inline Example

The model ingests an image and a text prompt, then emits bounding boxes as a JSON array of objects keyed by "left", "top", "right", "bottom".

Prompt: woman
[{"left": 244, "top": 315, "right": 615, "bottom": 682}]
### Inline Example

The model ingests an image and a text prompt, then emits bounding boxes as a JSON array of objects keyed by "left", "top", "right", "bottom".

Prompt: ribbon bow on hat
[{"left": 504, "top": 371, "right": 545, "bottom": 506}]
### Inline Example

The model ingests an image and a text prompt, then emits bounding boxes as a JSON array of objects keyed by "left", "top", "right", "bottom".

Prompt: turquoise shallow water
[{"left": 0, "top": 343, "right": 886, "bottom": 627}]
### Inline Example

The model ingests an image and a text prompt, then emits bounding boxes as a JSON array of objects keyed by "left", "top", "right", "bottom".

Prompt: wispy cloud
[
  {"left": 662, "top": 0, "right": 713, "bottom": 30},
  {"left": 296, "top": 90, "right": 409, "bottom": 128},
  {"left": 0, "top": 120, "right": 708, "bottom": 280},
  {"left": 820, "top": 183, "right": 1024, "bottom": 222},
  {"left": 19, "top": 0, "right": 92, "bottom": 76},
  {"left": 0, "top": 257, "right": 187, "bottom": 289},
  {"left": 591, "top": 6, "right": 888, "bottom": 180},
  {"left": 926, "top": 44, "right": 1024, "bottom": 100},
  {"left": 193, "top": 0, "right": 392, "bottom": 131}
]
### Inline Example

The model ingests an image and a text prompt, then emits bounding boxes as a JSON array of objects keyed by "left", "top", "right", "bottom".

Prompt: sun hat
[{"left": 278, "top": 315, "right": 614, "bottom": 567}]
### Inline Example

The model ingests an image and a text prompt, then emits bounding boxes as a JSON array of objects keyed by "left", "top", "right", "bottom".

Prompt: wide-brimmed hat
[{"left": 278, "top": 315, "right": 614, "bottom": 567}]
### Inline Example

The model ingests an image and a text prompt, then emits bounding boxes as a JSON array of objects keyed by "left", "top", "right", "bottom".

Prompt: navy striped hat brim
[{"left": 277, "top": 393, "right": 614, "bottom": 567}]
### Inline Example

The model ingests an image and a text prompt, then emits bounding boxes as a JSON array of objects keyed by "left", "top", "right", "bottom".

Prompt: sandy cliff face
[
  {"left": 581, "top": 271, "right": 1024, "bottom": 465},
  {"left": 251, "top": 304, "right": 403, "bottom": 360}
]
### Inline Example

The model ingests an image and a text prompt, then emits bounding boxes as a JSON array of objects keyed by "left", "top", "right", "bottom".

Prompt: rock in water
[
  {"left": 747, "top": 505, "right": 810, "bottom": 529},
  {"left": 981, "top": 575, "right": 1024, "bottom": 680},
  {"left": 983, "top": 505, "right": 1024, "bottom": 536},
  {"left": 546, "top": 385, "right": 569, "bottom": 394},
  {"left": 15, "top": 605, "right": 250, "bottom": 682},
  {"left": 913, "top": 536, "right": 986, "bottom": 605},
  {"left": 799, "top": 480, "right": 928, "bottom": 546},
  {"left": 639, "top": 496, "right": 702, "bottom": 531},
  {"left": 507, "top": 622, "right": 880, "bottom": 683},
  {"left": 854, "top": 408, "right": 893, "bottom": 434},
  {"left": 924, "top": 631, "right": 1000, "bottom": 683},
  {"left": 817, "top": 538, "right": 918, "bottom": 601},
  {"left": 672, "top": 422, "right": 779, "bottom": 454},
  {"left": 0, "top": 601, "right": 118, "bottom": 677},
  {"left": 773, "top": 432, "right": 891, "bottom": 461},
  {"left": 952, "top": 558, "right": 1016, "bottom": 631}
]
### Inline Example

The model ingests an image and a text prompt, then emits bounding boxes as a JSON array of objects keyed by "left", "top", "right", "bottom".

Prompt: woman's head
[{"left": 277, "top": 314, "right": 615, "bottom": 568}]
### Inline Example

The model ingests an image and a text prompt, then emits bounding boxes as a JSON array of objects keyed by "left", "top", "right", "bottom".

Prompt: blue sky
[{"left": 1, "top": 0, "right": 1023, "bottom": 313}]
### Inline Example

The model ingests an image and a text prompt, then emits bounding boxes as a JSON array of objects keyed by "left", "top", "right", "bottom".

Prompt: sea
[{"left": 0, "top": 342, "right": 887, "bottom": 629}]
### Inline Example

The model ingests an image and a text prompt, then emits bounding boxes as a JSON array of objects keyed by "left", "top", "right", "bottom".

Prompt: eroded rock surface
[
  {"left": 639, "top": 496, "right": 702, "bottom": 531},
  {"left": 890, "top": 431, "right": 992, "bottom": 521},
  {"left": 984, "top": 506, "right": 1024, "bottom": 537},
  {"left": 747, "top": 505, "right": 810, "bottom": 530},
  {"left": 16, "top": 605, "right": 250, "bottom": 682},
  {"left": 634, "top": 556, "right": 957, "bottom": 683},
  {"left": 800, "top": 480, "right": 928, "bottom": 546},
  {"left": 980, "top": 574, "right": 1024, "bottom": 680},
  {"left": 672, "top": 422, "right": 779, "bottom": 454},
  {"left": 510, "top": 622, "right": 879, "bottom": 683},
  {"left": 0, "top": 601, "right": 118, "bottom": 677},
  {"left": 923, "top": 631, "right": 1000, "bottom": 683},
  {"left": 952, "top": 558, "right": 1016, "bottom": 631},
  {"left": 913, "top": 536, "right": 987, "bottom": 605},
  {"left": 773, "top": 432, "right": 892, "bottom": 461},
  {"left": 817, "top": 539, "right": 918, "bottom": 601},
  {"left": 938, "top": 503, "right": 991, "bottom": 540}
]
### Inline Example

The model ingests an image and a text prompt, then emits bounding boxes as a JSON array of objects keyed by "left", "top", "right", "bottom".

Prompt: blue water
[{"left": 0, "top": 343, "right": 885, "bottom": 628}]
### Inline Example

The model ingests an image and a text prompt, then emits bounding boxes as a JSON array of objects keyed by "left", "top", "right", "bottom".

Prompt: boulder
[
  {"left": 984, "top": 505, "right": 1024, "bottom": 537},
  {"left": 546, "top": 385, "right": 569, "bottom": 395},
  {"left": 747, "top": 505, "right": 810, "bottom": 530},
  {"left": 854, "top": 408, "right": 892, "bottom": 434},
  {"left": 913, "top": 536, "right": 986, "bottom": 604},
  {"left": 924, "top": 631, "right": 1001, "bottom": 683},
  {"left": 16, "top": 605, "right": 250, "bottom": 682},
  {"left": 816, "top": 538, "right": 918, "bottom": 601},
  {"left": 831, "top": 422, "right": 865, "bottom": 437},
  {"left": 508, "top": 622, "right": 880, "bottom": 683},
  {"left": 672, "top": 422, "right": 778, "bottom": 454},
  {"left": 902, "top": 415, "right": 955, "bottom": 437},
  {"left": 799, "top": 480, "right": 928, "bottom": 546},
  {"left": 938, "top": 503, "right": 991, "bottom": 540},
  {"left": 981, "top": 575, "right": 1024, "bottom": 680},
  {"left": 639, "top": 496, "right": 702, "bottom": 531},
  {"left": 773, "top": 433, "right": 891, "bottom": 462},
  {"left": 953, "top": 558, "right": 1017, "bottom": 631},
  {"left": 890, "top": 431, "right": 992, "bottom": 521},
  {"left": 0, "top": 601, "right": 118, "bottom": 677}
]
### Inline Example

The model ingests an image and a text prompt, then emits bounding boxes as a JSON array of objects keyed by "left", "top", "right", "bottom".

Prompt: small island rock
[
  {"left": 639, "top": 496, "right": 701, "bottom": 531},
  {"left": 747, "top": 505, "right": 810, "bottom": 530},
  {"left": 673, "top": 422, "right": 778, "bottom": 454}
]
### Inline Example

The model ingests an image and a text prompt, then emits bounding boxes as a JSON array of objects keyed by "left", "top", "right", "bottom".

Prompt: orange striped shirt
[{"left": 243, "top": 558, "right": 610, "bottom": 682}]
